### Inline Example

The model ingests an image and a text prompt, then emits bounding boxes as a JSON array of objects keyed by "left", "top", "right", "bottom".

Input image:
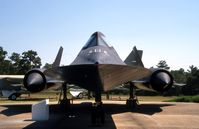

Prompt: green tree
[
  {"left": 0, "top": 46, "right": 7, "bottom": 62},
  {"left": 187, "top": 65, "right": 199, "bottom": 77},
  {"left": 0, "top": 47, "right": 42, "bottom": 74},
  {"left": 156, "top": 60, "right": 170, "bottom": 70},
  {"left": 185, "top": 65, "right": 199, "bottom": 95},
  {"left": 0, "top": 47, "right": 10, "bottom": 74},
  {"left": 19, "top": 50, "right": 42, "bottom": 74},
  {"left": 43, "top": 63, "right": 52, "bottom": 69},
  {"left": 1, "top": 60, "right": 13, "bottom": 74},
  {"left": 9, "top": 52, "right": 22, "bottom": 74},
  {"left": 171, "top": 68, "right": 186, "bottom": 83}
]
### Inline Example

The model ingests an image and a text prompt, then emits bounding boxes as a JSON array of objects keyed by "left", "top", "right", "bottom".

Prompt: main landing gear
[
  {"left": 91, "top": 91, "right": 105, "bottom": 126},
  {"left": 126, "top": 82, "right": 139, "bottom": 110},
  {"left": 59, "top": 82, "right": 71, "bottom": 111}
]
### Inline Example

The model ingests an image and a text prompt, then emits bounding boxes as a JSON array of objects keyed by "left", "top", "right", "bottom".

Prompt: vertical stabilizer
[
  {"left": 124, "top": 46, "right": 144, "bottom": 67},
  {"left": 52, "top": 46, "right": 63, "bottom": 67}
]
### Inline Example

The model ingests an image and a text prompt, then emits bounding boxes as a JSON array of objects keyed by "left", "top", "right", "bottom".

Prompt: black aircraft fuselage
[{"left": 58, "top": 32, "right": 150, "bottom": 93}]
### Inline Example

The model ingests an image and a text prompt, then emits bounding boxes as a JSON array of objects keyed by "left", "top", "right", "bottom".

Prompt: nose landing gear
[{"left": 91, "top": 91, "right": 105, "bottom": 126}]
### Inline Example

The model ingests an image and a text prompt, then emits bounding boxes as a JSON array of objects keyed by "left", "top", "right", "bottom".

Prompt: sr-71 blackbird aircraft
[{"left": 23, "top": 31, "right": 173, "bottom": 123}]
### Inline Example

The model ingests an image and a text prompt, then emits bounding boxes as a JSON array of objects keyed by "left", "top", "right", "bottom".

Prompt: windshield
[{"left": 82, "top": 32, "right": 109, "bottom": 50}]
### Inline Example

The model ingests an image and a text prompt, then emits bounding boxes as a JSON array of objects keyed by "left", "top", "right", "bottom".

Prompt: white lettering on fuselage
[{"left": 87, "top": 49, "right": 108, "bottom": 55}]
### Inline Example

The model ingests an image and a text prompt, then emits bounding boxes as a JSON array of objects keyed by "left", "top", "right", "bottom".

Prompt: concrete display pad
[{"left": 0, "top": 101, "right": 199, "bottom": 129}]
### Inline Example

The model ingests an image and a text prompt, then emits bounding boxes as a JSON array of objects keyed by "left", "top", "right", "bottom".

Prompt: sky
[{"left": 0, "top": 0, "right": 199, "bottom": 70}]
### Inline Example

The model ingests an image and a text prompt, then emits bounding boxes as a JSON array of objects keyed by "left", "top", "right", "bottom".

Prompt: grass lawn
[
  {"left": 0, "top": 92, "right": 179, "bottom": 105},
  {"left": 166, "top": 95, "right": 199, "bottom": 103}
]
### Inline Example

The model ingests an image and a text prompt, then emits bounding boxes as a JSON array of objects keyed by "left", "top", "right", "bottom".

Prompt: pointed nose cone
[
  {"left": 82, "top": 31, "right": 109, "bottom": 50},
  {"left": 92, "top": 31, "right": 105, "bottom": 37}
]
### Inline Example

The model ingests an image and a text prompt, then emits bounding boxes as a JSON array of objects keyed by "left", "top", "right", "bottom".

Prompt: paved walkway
[{"left": 0, "top": 101, "right": 199, "bottom": 129}]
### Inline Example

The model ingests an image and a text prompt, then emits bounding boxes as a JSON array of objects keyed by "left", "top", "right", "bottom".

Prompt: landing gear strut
[
  {"left": 91, "top": 90, "right": 105, "bottom": 126},
  {"left": 59, "top": 82, "right": 70, "bottom": 111},
  {"left": 126, "top": 82, "right": 139, "bottom": 110}
]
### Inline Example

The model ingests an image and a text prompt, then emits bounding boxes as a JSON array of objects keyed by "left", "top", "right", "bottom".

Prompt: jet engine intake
[{"left": 23, "top": 69, "right": 46, "bottom": 93}]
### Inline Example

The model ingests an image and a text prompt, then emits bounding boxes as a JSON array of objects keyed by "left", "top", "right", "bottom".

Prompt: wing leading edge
[{"left": 44, "top": 64, "right": 151, "bottom": 92}]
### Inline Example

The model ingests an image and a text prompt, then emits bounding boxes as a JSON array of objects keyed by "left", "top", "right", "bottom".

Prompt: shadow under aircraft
[
  {"left": 0, "top": 102, "right": 174, "bottom": 129},
  {"left": 23, "top": 31, "right": 174, "bottom": 124}
]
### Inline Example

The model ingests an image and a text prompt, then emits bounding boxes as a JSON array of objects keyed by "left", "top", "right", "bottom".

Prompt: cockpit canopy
[{"left": 82, "top": 31, "right": 109, "bottom": 50}]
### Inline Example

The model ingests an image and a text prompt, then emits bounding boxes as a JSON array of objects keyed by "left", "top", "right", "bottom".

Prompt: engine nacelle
[
  {"left": 134, "top": 69, "right": 173, "bottom": 93},
  {"left": 150, "top": 69, "right": 173, "bottom": 92},
  {"left": 23, "top": 69, "right": 46, "bottom": 93}
]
